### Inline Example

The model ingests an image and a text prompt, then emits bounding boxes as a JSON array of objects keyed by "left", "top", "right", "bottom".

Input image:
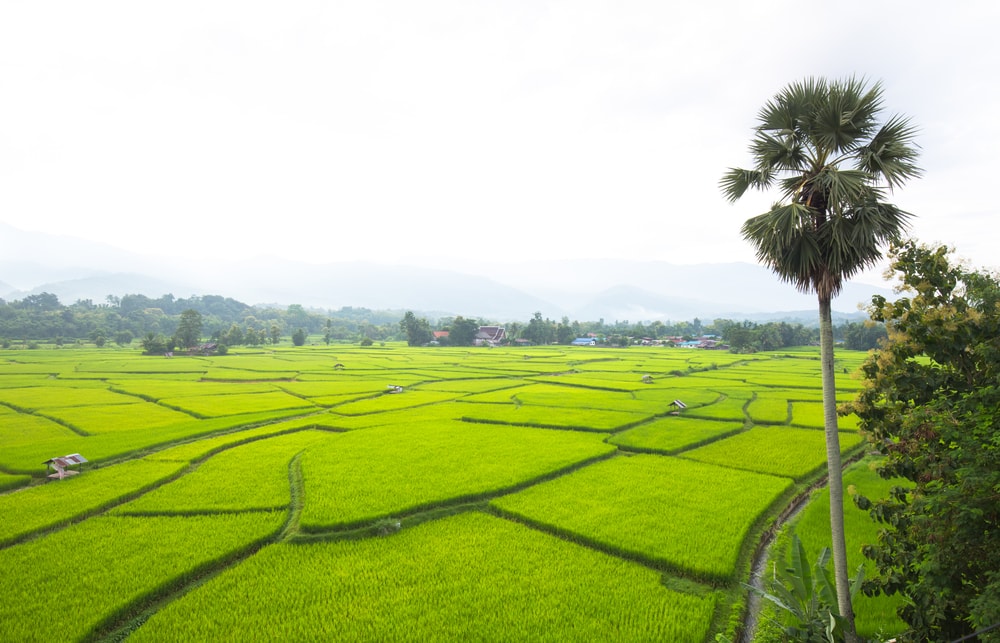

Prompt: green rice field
[{"left": 0, "top": 343, "right": 878, "bottom": 641}]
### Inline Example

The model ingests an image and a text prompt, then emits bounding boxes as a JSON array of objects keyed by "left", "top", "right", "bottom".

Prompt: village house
[{"left": 474, "top": 326, "right": 506, "bottom": 346}]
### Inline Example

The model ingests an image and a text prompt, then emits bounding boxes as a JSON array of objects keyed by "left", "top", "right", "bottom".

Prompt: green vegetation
[
  {"left": 132, "top": 512, "right": 719, "bottom": 642},
  {"left": 0, "top": 512, "right": 285, "bottom": 642},
  {"left": 299, "top": 420, "right": 615, "bottom": 530},
  {"left": 0, "top": 343, "right": 879, "bottom": 640},
  {"left": 0, "top": 458, "right": 190, "bottom": 546},
  {"left": 787, "top": 458, "right": 907, "bottom": 639},
  {"left": 493, "top": 454, "right": 795, "bottom": 582},
  {"left": 722, "top": 76, "right": 921, "bottom": 641},
  {"left": 681, "top": 426, "right": 863, "bottom": 481},
  {"left": 2, "top": 289, "right": 878, "bottom": 352},
  {"left": 114, "top": 431, "right": 333, "bottom": 515},
  {"left": 853, "top": 243, "right": 1000, "bottom": 640},
  {"left": 609, "top": 415, "right": 744, "bottom": 454}
]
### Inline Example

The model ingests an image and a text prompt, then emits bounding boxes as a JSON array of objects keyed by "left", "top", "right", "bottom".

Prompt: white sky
[{"left": 1, "top": 1, "right": 998, "bottom": 283}]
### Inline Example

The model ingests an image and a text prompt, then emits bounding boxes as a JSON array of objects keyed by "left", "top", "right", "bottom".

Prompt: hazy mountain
[
  {"left": 0, "top": 222, "right": 166, "bottom": 288},
  {"left": 439, "top": 258, "right": 886, "bottom": 314},
  {"left": 208, "top": 259, "right": 559, "bottom": 321},
  {"left": 0, "top": 223, "right": 894, "bottom": 323},
  {"left": 571, "top": 285, "right": 726, "bottom": 322},
  {"left": 12, "top": 273, "right": 198, "bottom": 306}
]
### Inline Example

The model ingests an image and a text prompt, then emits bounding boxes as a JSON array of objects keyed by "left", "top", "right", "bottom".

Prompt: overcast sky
[{"left": 1, "top": 1, "right": 997, "bottom": 284}]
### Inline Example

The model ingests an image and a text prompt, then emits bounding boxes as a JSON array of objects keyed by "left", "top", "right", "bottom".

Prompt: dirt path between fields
[
  {"left": 739, "top": 451, "right": 866, "bottom": 642},
  {"left": 738, "top": 487, "right": 814, "bottom": 642}
]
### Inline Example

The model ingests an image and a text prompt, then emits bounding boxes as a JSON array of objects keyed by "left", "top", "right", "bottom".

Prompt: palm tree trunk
[{"left": 819, "top": 294, "right": 858, "bottom": 642}]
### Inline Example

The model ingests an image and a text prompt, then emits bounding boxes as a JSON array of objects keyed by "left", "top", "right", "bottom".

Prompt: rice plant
[
  {"left": 492, "top": 454, "right": 794, "bottom": 581},
  {"left": 131, "top": 512, "right": 718, "bottom": 642}
]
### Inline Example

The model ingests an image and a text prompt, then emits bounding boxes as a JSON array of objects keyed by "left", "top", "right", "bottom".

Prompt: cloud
[{"left": 0, "top": 1, "right": 997, "bottom": 276}]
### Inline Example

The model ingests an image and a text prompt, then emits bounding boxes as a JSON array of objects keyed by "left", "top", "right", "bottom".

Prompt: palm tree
[{"left": 721, "top": 77, "right": 920, "bottom": 641}]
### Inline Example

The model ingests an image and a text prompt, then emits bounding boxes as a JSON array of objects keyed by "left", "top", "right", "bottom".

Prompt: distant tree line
[
  {"left": 0, "top": 292, "right": 885, "bottom": 353},
  {"left": 0, "top": 293, "right": 403, "bottom": 349},
  {"left": 400, "top": 310, "right": 886, "bottom": 351}
]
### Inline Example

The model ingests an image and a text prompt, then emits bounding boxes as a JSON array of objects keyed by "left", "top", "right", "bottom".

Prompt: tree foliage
[
  {"left": 841, "top": 321, "right": 887, "bottom": 352},
  {"left": 399, "top": 311, "right": 432, "bottom": 346},
  {"left": 446, "top": 316, "right": 480, "bottom": 346},
  {"left": 723, "top": 320, "right": 817, "bottom": 353},
  {"left": 852, "top": 242, "right": 1000, "bottom": 642},
  {"left": 522, "top": 312, "right": 555, "bottom": 345},
  {"left": 173, "top": 309, "right": 204, "bottom": 348},
  {"left": 749, "top": 535, "right": 864, "bottom": 642},
  {"left": 722, "top": 76, "right": 921, "bottom": 642},
  {"left": 721, "top": 77, "right": 920, "bottom": 301},
  {"left": 1, "top": 289, "right": 867, "bottom": 353},
  {"left": 0, "top": 294, "right": 402, "bottom": 346}
]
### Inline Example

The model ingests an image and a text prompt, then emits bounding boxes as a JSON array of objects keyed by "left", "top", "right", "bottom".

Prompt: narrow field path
[
  {"left": 738, "top": 451, "right": 865, "bottom": 642},
  {"left": 93, "top": 452, "right": 308, "bottom": 642},
  {"left": 738, "top": 485, "right": 815, "bottom": 642}
]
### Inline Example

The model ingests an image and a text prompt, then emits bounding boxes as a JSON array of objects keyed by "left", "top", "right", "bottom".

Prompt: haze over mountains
[{"left": 1, "top": 222, "right": 891, "bottom": 323}]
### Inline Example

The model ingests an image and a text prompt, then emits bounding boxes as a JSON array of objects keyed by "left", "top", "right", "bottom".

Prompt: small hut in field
[{"left": 43, "top": 453, "right": 88, "bottom": 480}]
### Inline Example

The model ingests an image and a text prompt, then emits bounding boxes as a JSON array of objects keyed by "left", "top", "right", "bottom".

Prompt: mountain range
[{"left": 0, "top": 222, "right": 892, "bottom": 324}]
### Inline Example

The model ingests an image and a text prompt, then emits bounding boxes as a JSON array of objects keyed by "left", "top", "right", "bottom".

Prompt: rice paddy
[{"left": 0, "top": 343, "right": 876, "bottom": 641}]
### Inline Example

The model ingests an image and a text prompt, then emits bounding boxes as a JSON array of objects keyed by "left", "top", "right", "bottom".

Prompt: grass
[
  {"left": 0, "top": 343, "right": 880, "bottom": 640},
  {"left": 131, "top": 512, "right": 719, "bottom": 642},
  {"left": 786, "top": 457, "right": 908, "bottom": 639},
  {"left": 298, "top": 420, "right": 616, "bottom": 530},
  {"left": 457, "top": 402, "right": 650, "bottom": 431},
  {"left": 0, "top": 458, "right": 190, "bottom": 546},
  {"left": 680, "top": 425, "right": 864, "bottom": 481},
  {"left": 608, "top": 416, "right": 744, "bottom": 454},
  {"left": 492, "top": 454, "right": 794, "bottom": 582},
  {"left": 0, "top": 512, "right": 286, "bottom": 642},
  {"left": 114, "top": 431, "right": 334, "bottom": 515}
]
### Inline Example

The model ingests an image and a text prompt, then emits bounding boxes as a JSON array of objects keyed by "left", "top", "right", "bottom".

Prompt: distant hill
[
  {"left": 6, "top": 273, "right": 198, "bottom": 307},
  {"left": 570, "top": 284, "right": 727, "bottom": 322},
  {"left": 0, "top": 223, "right": 893, "bottom": 323}
]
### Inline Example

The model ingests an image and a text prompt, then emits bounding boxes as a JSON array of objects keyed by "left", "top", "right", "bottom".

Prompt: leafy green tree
[
  {"left": 219, "top": 322, "right": 244, "bottom": 347},
  {"left": 556, "top": 317, "right": 575, "bottom": 344},
  {"left": 140, "top": 332, "right": 169, "bottom": 355},
  {"left": 504, "top": 321, "right": 521, "bottom": 344},
  {"left": 399, "top": 311, "right": 432, "bottom": 346},
  {"left": 852, "top": 242, "right": 1000, "bottom": 641},
  {"left": 18, "top": 292, "right": 62, "bottom": 311},
  {"left": 291, "top": 328, "right": 307, "bottom": 346},
  {"left": 749, "top": 324, "right": 778, "bottom": 351},
  {"left": 448, "top": 316, "right": 480, "bottom": 346},
  {"left": 89, "top": 329, "right": 107, "bottom": 347},
  {"left": 841, "top": 321, "right": 887, "bottom": 351},
  {"left": 725, "top": 321, "right": 757, "bottom": 353},
  {"left": 244, "top": 327, "right": 264, "bottom": 346},
  {"left": 522, "top": 312, "right": 554, "bottom": 345},
  {"left": 285, "top": 304, "right": 311, "bottom": 330},
  {"left": 174, "top": 309, "right": 204, "bottom": 348},
  {"left": 721, "top": 76, "right": 920, "bottom": 640}
]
